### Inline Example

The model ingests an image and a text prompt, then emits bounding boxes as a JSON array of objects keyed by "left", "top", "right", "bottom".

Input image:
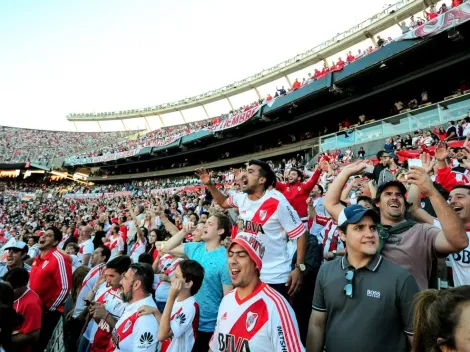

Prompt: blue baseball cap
[{"left": 338, "top": 204, "right": 379, "bottom": 226}]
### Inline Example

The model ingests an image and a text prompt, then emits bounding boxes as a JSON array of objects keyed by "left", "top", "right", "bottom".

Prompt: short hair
[
  {"left": 129, "top": 263, "right": 154, "bottom": 294},
  {"left": 357, "top": 196, "right": 373, "bottom": 207},
  {"left": 119, "top": 216, "right": 127, "bottom": 223},
  {"left": 376, "top": 150, "right": 387, "bottom": 159},
  {"left": 138, "top": 253, "right": 153, "bottom": 265},
  {"left": 46, "top": 226, "right": 62, "bottom": 246},
  {"left": 66, "top": 242, "right": 79, "bottom": 253},
  {"left": 137, "top": 205, "right": 145, "bottom": 214},
  {"left": 247, "top": 159, "right": 276, "bottom": 190},
  {"left": 212, "top": 212, "right": 231, "bottom": 241},
  {"left": 97, "top": 245, "right": 111, "bottom": 262},
  {"left": 106, "top": 255, "right": 131, "bottom": 275},
  {"left": 3, "top": 268, "right": 29, "bottom": 289},
  {"left": 178, "top": 260, "right": 204, "bottom": 296},
  {"left": 200, "top": 211, "right": 209, "bottom": 218},
  {"left": 451, "top": 184, "right": 470, "bottom": 194},
  {"left": 289, "top": 168, "right": 303, "bottom": 182}
]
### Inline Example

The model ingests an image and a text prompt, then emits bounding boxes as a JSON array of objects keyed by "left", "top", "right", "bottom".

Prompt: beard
[{"left": 121, "top": 290, "right": 133, "bottom": 303}]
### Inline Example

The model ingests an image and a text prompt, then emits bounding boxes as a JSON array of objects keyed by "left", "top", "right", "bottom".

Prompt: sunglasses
[{"left": 344, "top": 270, "right": 355, "bottom": 298}]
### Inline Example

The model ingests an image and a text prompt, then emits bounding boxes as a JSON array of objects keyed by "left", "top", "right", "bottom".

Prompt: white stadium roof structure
[{"left": 66, "top": 0, "right": 441, "bottom": 132}]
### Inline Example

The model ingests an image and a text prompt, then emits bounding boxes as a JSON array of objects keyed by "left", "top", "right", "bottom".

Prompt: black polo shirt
[{"left": 312, "top": 254, "right": 419, "bottom": 352}]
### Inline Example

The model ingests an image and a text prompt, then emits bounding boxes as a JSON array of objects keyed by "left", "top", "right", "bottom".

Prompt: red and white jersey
[
  {"left": 315, "top": 219, "right": 345, "bottom": 259},
  {"left": 434, "top": 220, "right": 470, "bottom": 286},
  {"left": 130, "top": 238, "right": 147, "bottom": 263},
  {"left": 227, "top": 190, "right": 305, "bottom": 284},
  {"left": 58, "top": 234, "right": 70, "bottom": 250},
  {"left": 111, "top": 295, "right": 160, "bottom": 352},
  {"left": 78, "top": 238, "right": 94, "bottom": 267},
  {"left": 166, "top": 296, "right": 199, "bottom": 352},
  {"left": 91, "top": 288, "right": 126, "bottom": 352},
  {"left": 209, "top": 282, "right": 304, "bottom": 352},
  {"left": 73, "top": 263, "right": 105, "bottom": 318},
  {"left": 106, "top": 235, "right": 124, "bottom": 261},
  {"left": 83, "top": 282, "right": 110, "bottom": 343}
]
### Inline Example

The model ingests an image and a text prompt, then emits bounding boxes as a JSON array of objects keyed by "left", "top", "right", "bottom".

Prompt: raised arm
[
  {"left": 164, "top": 222, "right": 195, "bottom": 257},
  {"left": 407, "top": 166, "right": 468, "bottom": 253},
  {"left": 195, "top": 168, "right": 231, "bottom": 209},
  {"left": 323, "top": 161, "right": 368, "bottom": 221}
]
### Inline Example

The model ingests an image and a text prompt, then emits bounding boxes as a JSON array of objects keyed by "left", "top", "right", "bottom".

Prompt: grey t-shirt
[
  {"left": 382, "top": 223, "right": 440, "bottom": 290},
  {"left": 312, "top": 255, "right": 419, "bottom": 352}
]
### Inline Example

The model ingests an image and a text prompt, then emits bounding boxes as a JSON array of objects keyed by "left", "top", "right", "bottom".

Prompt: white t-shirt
[
  {"left": 434, "top": 220, "right": 470, "bottom": 286},
  {"left": 73, "top": 263, "right": 105, "bottom": 318},
  {"left": 78, "top": 238, "right": 94, "bottom": 267},
  {"left": 209, "top": 282, "right": 304, "bottom": 352},
  {"left": 107, "top": 235, "right": 125, "bottom": 261},
  {"left": 111, "top": 295, "right": 159, "bottom": 352},
  {"left": 227, "top": 189, "right": 305, "bottom": 284},
  {"left": 58, "top": 234, "right": 70, "bottom": 250},
  {"left": 70, "top": 254, "right": 81, "bottom": 273},
  {"left": 166, "top": 296, "right": 199, "bottom": 352}
]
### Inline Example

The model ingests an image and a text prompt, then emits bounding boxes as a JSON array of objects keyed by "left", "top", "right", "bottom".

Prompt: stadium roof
[{"left": 66, "top": 0, "right": 439, "bottom": 123}]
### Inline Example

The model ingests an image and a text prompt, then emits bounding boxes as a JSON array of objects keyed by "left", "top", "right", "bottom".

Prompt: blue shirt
[{"left": 184, "top": 242, "right": 231, "bottom": 332}]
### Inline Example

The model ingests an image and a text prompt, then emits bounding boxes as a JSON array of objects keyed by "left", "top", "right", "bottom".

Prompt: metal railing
[{"left": 319, "top": 93, "right": 470, "bottom": 152}]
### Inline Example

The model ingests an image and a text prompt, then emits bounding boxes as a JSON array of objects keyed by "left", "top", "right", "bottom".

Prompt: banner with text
[
  {"left": 63, "top": 191, "right": 131, "bottom": 199},
  {"left": 399, "top": 3, "right": 470, "bottom": 40},
  {"left": 65, "top": 148, "right": 141, "bottom": 166},
  {"left": 205, "top": 105, "right": 261, "bottom": 132}
]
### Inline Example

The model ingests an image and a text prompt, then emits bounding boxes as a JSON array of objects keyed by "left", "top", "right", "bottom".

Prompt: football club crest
[
  {"left": 122, "top": 320, "right": 132, "bottom": 333},
  {"left": 259, "top": 210, "right": 267, "bottom": 221},
  {"left": 42, "top": 260, "right": 49, "bottom": 269},
  {"left": 246, "top": 312, "right": 258, "bottom": 332}
]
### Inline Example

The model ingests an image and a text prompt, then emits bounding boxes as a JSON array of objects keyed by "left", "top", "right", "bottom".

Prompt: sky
[{"left": 0, "top": 0, "right": 400, "bottom": 132}]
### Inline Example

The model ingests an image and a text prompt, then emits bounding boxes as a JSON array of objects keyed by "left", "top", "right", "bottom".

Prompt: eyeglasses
[{"left": 344, "top": 270, "right": 355, "bottom": 298}]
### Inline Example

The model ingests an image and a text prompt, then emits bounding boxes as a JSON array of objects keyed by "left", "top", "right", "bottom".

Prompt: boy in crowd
[{"left": 138, "top": 259, "right": 205, "bottom": 352}]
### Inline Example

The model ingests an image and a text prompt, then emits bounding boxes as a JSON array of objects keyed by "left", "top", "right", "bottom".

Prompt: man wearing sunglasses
[{"left": 307, "top": 204, "right": 419, "bottom": 352}]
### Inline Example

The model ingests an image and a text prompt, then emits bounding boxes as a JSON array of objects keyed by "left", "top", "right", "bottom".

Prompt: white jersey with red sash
[
  {"left": 73, "top": 263, "right": 105, "bottom": 318},
  {"left": 110, "top": 294, "right": 159, "bottom": 352},
  {"left": 227, "top": 190, "right": 304, "bottom": 284}
]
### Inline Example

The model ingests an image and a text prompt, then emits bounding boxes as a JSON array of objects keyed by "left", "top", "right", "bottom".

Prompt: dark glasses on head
[{"left": 344, "top": 270, "right": 354, "bottom": 298}]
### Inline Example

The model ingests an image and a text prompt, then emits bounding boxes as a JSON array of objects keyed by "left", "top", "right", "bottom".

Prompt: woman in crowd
[{"left": 412, "top": 286, "right": 470, "bottom": 352}]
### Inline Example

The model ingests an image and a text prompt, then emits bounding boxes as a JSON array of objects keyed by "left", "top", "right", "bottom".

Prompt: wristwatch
[
  {"left": 332, "top": 250, "right": 337, "bottom": 258},
  {"left": 295, "top": 264, "right": 306, "bottom": 272}
]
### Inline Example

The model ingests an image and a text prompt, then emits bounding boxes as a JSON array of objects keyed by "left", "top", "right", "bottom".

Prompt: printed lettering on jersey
[
  {"left": 242, "top": 198, "right": 280, "bottom": 235},
  {"left": 276, "top": 326, "right": 287, "bottom": 351},
  {"left": 452, "top": 250, "right": 470, "bottom": 264},
  {"left": 218, "top": 298, "right": 269, "bottom": 351}
]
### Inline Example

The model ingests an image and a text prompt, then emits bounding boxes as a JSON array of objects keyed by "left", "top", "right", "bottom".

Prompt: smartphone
[{"left": 408, "top": 159, "right": 423, "bottom": 168}]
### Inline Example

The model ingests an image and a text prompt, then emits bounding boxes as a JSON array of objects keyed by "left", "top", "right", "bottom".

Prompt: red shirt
[
  {"left": 30, "top": 248, "right": 72, "bottom": 312},
  {"left": 292, "top": 81, "right": 301, "bottom": 90},
  {"left": 346, "top": 54, "right": 355, "bottom": 63},
  {"left": 452, "top": 0, "right": 463, "bottom": 7},
  {"left": 14, "top": 289, "right": 43, "bottom": 352},
  {"left": 275, "top": 169, "right": 321, "bottom": 218}
]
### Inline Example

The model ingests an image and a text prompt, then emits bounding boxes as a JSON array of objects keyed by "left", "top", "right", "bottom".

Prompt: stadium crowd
[
  {"left": 0, "top": 4, "right": 441, "bottom": 167},
  {"left": 1, "top": 128, "right": 470, "bottom": 351}
]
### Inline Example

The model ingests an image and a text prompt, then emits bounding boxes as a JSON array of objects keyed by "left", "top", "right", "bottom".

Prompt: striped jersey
[
  {"left": 209, "top": 282, "right": 304, "bottom": 352},
  {"left": 227, "top": 190, "right": 305, "bottom": 284}
]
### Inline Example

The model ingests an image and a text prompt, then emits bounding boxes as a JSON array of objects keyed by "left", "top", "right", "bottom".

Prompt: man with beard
[
  {"left": 0, "top": 240, "right": 31, "bottom": 279},
  {"left": 275, "top": 167, "right": 321, "bottom": 224},
  {"left": 89, "top": 256, "right": 130, "bottom": 352},
  {"left": 30, "top": 226, "right": 72, "bottom": 352},
  {"left": 196, "top": 160, "right": 307, "bottom": 299},
  {"left": 209, "top": 232, "right": 304, "bottom": 352},
  {"left": 324, "top": 161, "right": 468, "bottom": 290},
  {"left": 110, "top": 263, "right": 159, "bottom": 352}
]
